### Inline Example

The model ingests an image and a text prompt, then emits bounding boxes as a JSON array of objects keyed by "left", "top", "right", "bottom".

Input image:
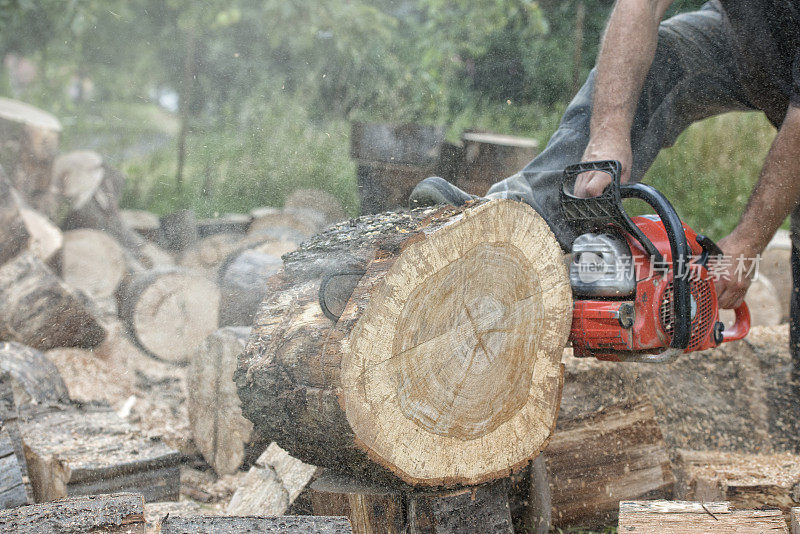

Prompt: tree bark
[
  {"left": 236, "top": 200, "right": 572, "bottom": 486},
  {"left": 0, "top": 253, "right": 106, "bottom": 350},
  {"left": 0, "top": 342, "right": 69, "bottom": 407},
  {"left": 157, "top": 516, "right": 353, "bottom": 534},
  {"left": 408, "top": 479, "right": 514, "bottom": 533}
]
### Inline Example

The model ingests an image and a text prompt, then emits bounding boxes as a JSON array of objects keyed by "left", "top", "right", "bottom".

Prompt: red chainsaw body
[{"left": 570, "top": 216, "right": 723, "bottom": 361}]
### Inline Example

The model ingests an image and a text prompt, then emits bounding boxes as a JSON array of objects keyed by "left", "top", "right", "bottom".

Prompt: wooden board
[
  {"left": 20, "top": 406, "right": 180, "bottom": 503},
  {"left": 617, "top": 500, "right": 788, "bottom": 533},
  {"left": 157, "top": 516, "right": 353, "bottom": 534}
]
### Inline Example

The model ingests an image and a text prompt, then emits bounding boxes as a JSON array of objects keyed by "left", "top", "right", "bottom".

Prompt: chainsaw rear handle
[
  {"left": 562, "top": 160, "right": 692, "bottom": 351},
  {"left": 722, "top": 302, "right": 750, "bottom": 342}
]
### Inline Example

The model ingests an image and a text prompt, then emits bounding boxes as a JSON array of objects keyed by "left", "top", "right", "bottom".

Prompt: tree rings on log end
[{"left": 339, "top": 200, "right": 571, "bottom": 485}]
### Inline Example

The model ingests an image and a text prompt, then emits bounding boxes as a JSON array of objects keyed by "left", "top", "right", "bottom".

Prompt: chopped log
[
  {"left": 62, "top": 229, "right": 142, "bottom": 304},
  {"left": 0, "top": 253, "right": 106, "bottom": 350},
  {"left": 158, "top": 516, "right": 353, "bottom": 534},
  {"left": 0, "top": 342, "right": 69, "bottom": 406},
  {"left": 247, "top": 207, "right": 319, "bottom": 242},
  {"left": 226, "top": 442, "right": 317, "bottom": 516},
  {"left": 0, "top": 175, "right": 30, "bottom": 266},
  {"left": 45, "top": 348, "right": 135, "bottom": 408},
  {"left": 284, "top": 188, "right": 348, "bottom": 228},
  {"left": 139, "top": 241, "right": 175, "bottom": 269},
  {"left": 53, "top": 150, "right": 107, "bottom": 216},
  {"left": 544, "top": 399, "right": 675, "bottom": 528},
  {"left": 0, "top": 373, "right": 33, "bottom": 504},
  {"left": 0, "top": 98, "right": 61, "bottom": 218},
  {"left": 179, "top": 232, "right": 244, "bottom": 276},
  {"left": 196, "top": 213, "right": 252, "bottom": 238},
  {"left": 457, "top": 132, "right": 538, "bottom": 196},
  {"left": 19, "top": 207, "right": 62, "bottom": 266},
  {"left": 0, "top": 492, "right": 145, "bottom": 533},
  {"left": 21, "top": 406, "right": 181, "bottom": 502},
  {"left": 120, "top": 209, "right": 161, "bottom": 242},
  {"left": 617, "top": 500, "right": 788, "bottom": 533},
  {"left": 159, "top": 209, "right": 198, "bottom": 252},
  {"left": 408, "top": 479, "right": 514, "bottom": 533},
  {"left": 188, "top": 327, "right": 253, "bottom": 475},
  {"left": 236, "top": 200, "right": 572, "bottom": 486},
  {"left": 0, "top": 428, "right": 27, "bottom": 509},
  {"left": 674, "top": 449, "right": 800, "bottom": 513},
  {"left": 310, "top": 471, "right": 405, "bottom": 534},
  {"left": 218, "top": 246, "right": 283, "bottom": 327},
  {"left": 118, "top": 268, "right": 220, "bottom": 363}
]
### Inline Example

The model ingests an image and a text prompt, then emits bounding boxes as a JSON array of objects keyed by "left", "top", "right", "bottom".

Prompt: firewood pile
[{"left": 1, "top": 96, "right": 800, "bottom": 533}]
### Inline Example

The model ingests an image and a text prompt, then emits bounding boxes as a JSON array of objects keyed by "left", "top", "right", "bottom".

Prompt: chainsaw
[{"left": 563, "top": 160, "right": 750, "bottom": 363}]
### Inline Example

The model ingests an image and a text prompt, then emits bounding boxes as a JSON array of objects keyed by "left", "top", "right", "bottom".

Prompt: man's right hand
[{"left": 573, "top": 137, "right": 633, "bottom": 197}]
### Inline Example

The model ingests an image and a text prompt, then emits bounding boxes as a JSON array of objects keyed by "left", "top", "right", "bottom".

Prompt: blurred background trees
[{"left": 0, "top": 0, "right": 776, "bottom": 237}]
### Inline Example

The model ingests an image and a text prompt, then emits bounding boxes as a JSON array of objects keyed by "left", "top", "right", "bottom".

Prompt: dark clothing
[{"left": 719, "top": 0, "right": 800, "bottom": 125}]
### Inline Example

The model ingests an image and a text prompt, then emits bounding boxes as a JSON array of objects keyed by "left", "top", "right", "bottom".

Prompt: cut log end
[{"left": 339, "top": 200, "right": 571, "bottom": 485}]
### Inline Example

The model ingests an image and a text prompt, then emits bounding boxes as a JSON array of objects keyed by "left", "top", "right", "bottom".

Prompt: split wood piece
[
  {"left": 236, "top": 200, "right": 572, "bottom": 486},
  {"left": 19, "top": 207, "right": 62, "bottom": 266},
  {"left": 284, "top": 188, "right": 348, "bottom": 228},
  {"left": 179, "top": 232, "right": 244, "bottom": 277},
  {"left": 20, "top": 406, "right": 181, "bottom": 503},
  {"left": 0, "top": 373, "right": 33, "bottom": 504},
  {"left": 456, "top": 132, "right": 538, "bottom": 196},
  {"left": 158, "top": 516, "right": 353, "bottom": 534},
  {"left": 0, "top": 175, "right": 30, "bottom": 266},
  {"left": 408, "top": 479, "right": 514, "bottom": 533},
  {"left": 0, "top": 253, "right": 106, "bottom": 350},
  {"left": 674, "top": 449, "right": 800, "bottom": 513},
  {"left": 188, "top": 327, "right": 253, "bottom": 475},
  {"left": 617, "top": 500, "right": 788, "bottom": 533},
  {"left": 62, "top": 229, "right": 142, "bottom": 303},
  {"left": 218, "top": 245, "right": 284, "bottom": 327},
  {"left": 196, "top": 213, "right": 252, "bottom": 238},
  {"left": 792, "top": 507, "right": 800, "bottom": 534},
  {"left": 118, "top": 268, "right": 220, "bottom": 363},
  {"left": 0, "top": 492, "right": 145, "bottom": 533},
  {"left": 0, "top": 428, "right": 27, "bottom": 508},
  {"left": 0, "top": 97, "right": 61, "bottom": 218},
  {"left": 0, "top": 342, "right": 69, "bottom": 406},
  {"left": 159, "top": 209, "right": 198, "bottom": 253},
  {"left": 247, "top": 206, "right": 319, "bottom": 242},
  {"left": 45, "top": 348, "right": 135, "bottom": 408},
  {"left": 309, "top": 470, "right": 405, "bottom": 534},
  {"left": 120, "top": 209, "right": 161, "bottom": 242},
  {"left": 544, "top": 399, "right": 675, "bottom": 528},
  {"left": 226, "top": 442, "right": 317, "bottom": 516}
]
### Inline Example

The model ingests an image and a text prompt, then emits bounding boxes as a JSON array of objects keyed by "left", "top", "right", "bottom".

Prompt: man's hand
[
  {"left": 574, "top": 136, "right": 633, "bottom": 197},
  {"left": 712, "top": 234, "right": 757, "bottom": 309}
]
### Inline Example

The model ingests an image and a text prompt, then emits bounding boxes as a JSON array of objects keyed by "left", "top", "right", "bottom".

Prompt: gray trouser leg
[{"left": 487, "top": 1, "right": 755, "bottom": 248}]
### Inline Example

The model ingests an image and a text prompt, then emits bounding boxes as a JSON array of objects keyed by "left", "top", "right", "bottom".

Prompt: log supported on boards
[{"left": 236, "top": 200, "right": 572, "bottom": 486}]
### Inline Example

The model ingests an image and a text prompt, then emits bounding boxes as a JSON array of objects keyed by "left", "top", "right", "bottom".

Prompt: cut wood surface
[
  {"left": 45, "top": 348, "right": 135, "bottom": 408},
  {"left": 675, "top": 449, "right": 800, "bottom": 513},
  {"left": 179, "top": 232, "right": 244, "bottom": 275},
  {"left": 157, "top": 516, "right": 354, "bottom": 534},
  {"left": 118, "top": 268, "right": 220, "bottom": 363},
  {"left": 62, "top": 229, "right": 139, "bottom": 301},
  {"left": 237, "top": 200, "right": 572, "bottom": 486},
  {"left": 617, "top": 500, "right": 789, "bottom": 533},
  {"left": 0, "top": 175, "right": 30, "bottom": 265},
  {"left": 544, "top": 399, "right": 675, "bottom": 527},
  {"left": 218, "top": 245, "right": 284, "bottom": 327},
  {"left": 310, "top": 471, "right": 405, "bottom": 534},
  {"left": 0, "top": 342, "right": 69, "bottom": 406},
  {"left": 0, "top": 492, "right": 145, "bottom": 533},
  {"left": 0, "top": 428, "right": 27, "bottom": 509},
  {"left": 21, "top": 406, "right": 181, "bottom": 503},
  {"left": 226, "top": 442, "right": 317, "bottom": 516},
  {"left": 0, "top": 97, "right": 61, "bottom": 217},
  {"left": 121, "top": 209, "right": 161, "bottom": 242},
  {"left": 19, "top": 206, "right": 62, "bottom": 266},
  {"left": 188, "top": 327, "right": 253, "bottom": 475},
  {"left": 52, "top": 150, "right": 107, "bottom": 215},
  {"left": 0, "top": 253, "right": 106, "bottom": 350}
]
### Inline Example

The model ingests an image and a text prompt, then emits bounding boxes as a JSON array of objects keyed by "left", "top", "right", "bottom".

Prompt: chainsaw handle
[{"left": 721, "top": 302, "right": 750, "bottom": 342}]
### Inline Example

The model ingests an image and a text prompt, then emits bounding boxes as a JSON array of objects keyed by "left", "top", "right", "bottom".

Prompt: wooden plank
[
  {"left": 158, "top": 516, "right": 353, "bottom": 534},
  {"left": 20, "top": 406, "right": 180, "bottom": 503},
  {"left": 618, "top": 500, "right": 788, "bottom": 533},
  {"left": 0, "top": 492, "right": 145, "bottom": 533}
]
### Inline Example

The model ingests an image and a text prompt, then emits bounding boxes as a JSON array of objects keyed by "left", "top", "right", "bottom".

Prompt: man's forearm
[
  {"left": 730, "top": 106, "right": 800, "bottom": 256},
  {"left": 589, "top": 0, "right": 673, "bottom": 143}
]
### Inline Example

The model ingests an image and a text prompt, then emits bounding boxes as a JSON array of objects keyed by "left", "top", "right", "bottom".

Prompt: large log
[
  {"left": 0, "top": 492, "right": 146, "bottom": 533},
  {"left": 188, "top": 327, "right": 254, "bottom": 475},
  {"left": 236, "top": 200, "right": 572, "bottom": 486},
  {"left": 617, "top": 500, "right": 788, "bottom": 533},
  {"left": 0, "top": 253, "right": 106, "bottom": 350},
  {"left": 0, "top": 98, "right": 61, "bottom": 218},
  {"left": 0, "top": 175, "right": 30, "bottom": 266},
  {"left": 20, "top": 406, "right": 181, "bottom": 503},
  {"left": 118, "top": 268, "right": 220, "bottom": 363}
]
